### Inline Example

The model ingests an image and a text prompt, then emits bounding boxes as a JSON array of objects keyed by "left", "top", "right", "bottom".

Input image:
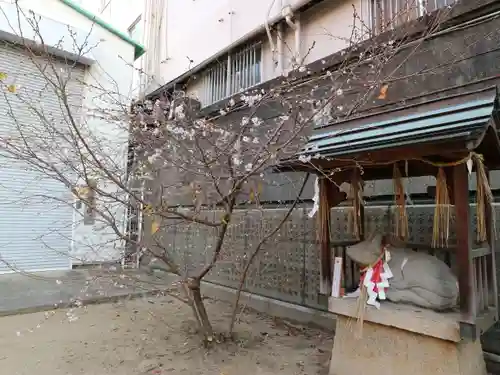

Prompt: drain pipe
[
  {"left": 276, "top": 21, "right": 284, "bottom": 73},
  {"left": 265, "top": 0, "right": 278, "bottom": 64},
  {"left": 283, "top": 5, "right": 301, "bottom": 65},
  {"left": 267, "top": 0, "right": 309, "bottom": 69},
  {"left": 294, "top": 13, "right": 301, "bottom": 64}
]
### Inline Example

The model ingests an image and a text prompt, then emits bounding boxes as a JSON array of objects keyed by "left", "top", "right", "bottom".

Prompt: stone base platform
[{"left": 328, "top": 298, "right": 487, "bottom": 375}]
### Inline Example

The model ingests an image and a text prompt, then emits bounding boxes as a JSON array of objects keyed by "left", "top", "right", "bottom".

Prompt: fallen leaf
[
  {"left": 377, "top": 84, "right": 389, "bottom": 99},
  {"left": 151, "top": 219, "right": 160, "bottom": 234},
  {"left": 7, "top": 84, "right": 16, "bottom": 93},
  {"left": 0, "top": 72, "right": 7, "bottom": 80},
  {"left": 144, "top": 204, "right": 153, "bottom": 215}
]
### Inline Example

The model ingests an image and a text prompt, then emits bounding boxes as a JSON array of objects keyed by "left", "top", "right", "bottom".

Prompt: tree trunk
[
  {"left": 188, "top": 278, "right": 213, "bottom": 343},
  {"left": 180, "top": 280, "right": 203, "bottom": 330}
]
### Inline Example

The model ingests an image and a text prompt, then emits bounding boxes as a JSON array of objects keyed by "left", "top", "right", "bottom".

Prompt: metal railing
[
  {"left": 199, "top": 42, "right": 262, "bottom": 107},
  {"left": 371, "top": 0, "right": 454, "bottom": 34}
]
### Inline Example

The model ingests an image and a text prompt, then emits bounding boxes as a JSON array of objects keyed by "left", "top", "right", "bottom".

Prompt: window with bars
[
  {"left": 199, "top": 42, "right": 262, "bottom": 107},
  {"left": 371, "top": 0, "right": 454, "bottom": 34}
]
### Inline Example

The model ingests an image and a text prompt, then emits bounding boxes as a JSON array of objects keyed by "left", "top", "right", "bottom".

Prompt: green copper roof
[
  {"left": 58, "top": 0, "right": 145, "bottom": 59},
  {"left": 298, "top": 87, "right": 499, "bottom": 159}
]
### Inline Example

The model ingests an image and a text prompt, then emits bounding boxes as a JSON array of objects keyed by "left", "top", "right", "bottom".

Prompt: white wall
[
  {"left": 74, "top": 0, "right": 141, "bottom": 32},
  {"left": 186, "top": 0, "right": 367, "bottom": 102},
  {"left": 163, "top": 0, "right": 370, "bottom": 88},
  {"left": 79, "top": 0, "right": 145, "bottom": 85},
  {"left": 78, "top": 0, "right": 148, "bottom": 97},
  {"left": 75, "top": 0, "right": 370, "bottom": 100},
  {"left": 0, "top": 0, "right": 136, "bottom": 263}
]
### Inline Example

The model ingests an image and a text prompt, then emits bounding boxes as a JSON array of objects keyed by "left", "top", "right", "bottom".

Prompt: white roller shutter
[{"left": 0, "top": 44, "right": 85, "bottom": 273}]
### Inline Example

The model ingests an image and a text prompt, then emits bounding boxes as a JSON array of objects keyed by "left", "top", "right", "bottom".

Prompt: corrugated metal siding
[{"left": 0, "top": 44, "right": 85, "bottom": 273}]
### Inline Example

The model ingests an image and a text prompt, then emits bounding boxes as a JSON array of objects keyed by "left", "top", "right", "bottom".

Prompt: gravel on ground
[{"left": 0, "top": 294, "right": 333, "bottom": 375}]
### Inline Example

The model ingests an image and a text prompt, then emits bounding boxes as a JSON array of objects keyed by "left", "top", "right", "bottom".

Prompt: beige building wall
[
  {"left": 186, "top": 0, "right": 368, "bottom": 106},
  {"left": 74, "top": 0, "right": 372, "bottom": 100}
]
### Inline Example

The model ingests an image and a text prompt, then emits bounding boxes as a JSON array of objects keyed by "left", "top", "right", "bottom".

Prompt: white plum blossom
[
  {"left": 251, "top": 117, "right": 263, "bottom": 126},
  {"left": 336, "top": 88, "right": 344, "bottom": 96},
  {"left": 313, "top": 102, "right": 333, "bottom": 127},
  {"left": 241, "top": 94, "right": 262, "bottom": 107},
  {"left": 174, "top": 105, "right": 185, "bottom": 119},
  {"left": 298, "top": 154, "right": 312, "bottom": 163},
  {"left": 245, "top": 163, "right": 253, "bottom": 171},
  {"left": 242, "top": 136, "right": 250, "bottom": 143},
  {"left": 147, "top": 148, "right": 162, "bottom": 164}
]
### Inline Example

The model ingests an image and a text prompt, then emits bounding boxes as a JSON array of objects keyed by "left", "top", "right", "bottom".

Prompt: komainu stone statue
[{"left": 346, "top": 234, "right": 459, "bottom": 311}]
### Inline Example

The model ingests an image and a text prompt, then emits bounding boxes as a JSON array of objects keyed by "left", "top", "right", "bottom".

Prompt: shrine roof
[{"left": 298, "top": 87, "right": 499, "bottom": 161}]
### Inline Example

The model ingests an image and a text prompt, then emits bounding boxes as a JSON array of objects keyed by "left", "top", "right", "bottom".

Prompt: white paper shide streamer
[{"left": 309, "top": 177, "right": 320, "bottom": 218}]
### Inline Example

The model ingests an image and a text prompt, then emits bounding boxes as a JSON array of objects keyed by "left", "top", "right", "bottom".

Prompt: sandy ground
[{"left": 0, "top": 295, "right": 333, "bottom": 375}]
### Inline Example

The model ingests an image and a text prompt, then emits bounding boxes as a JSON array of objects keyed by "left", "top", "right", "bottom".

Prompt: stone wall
[{"left": 150, "top": 202, "right": 499, "bottom": 312}]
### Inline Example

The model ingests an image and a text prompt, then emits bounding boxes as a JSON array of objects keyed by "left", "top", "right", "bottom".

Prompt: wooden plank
[
  {"left": 485, "top": 168, "right": 499, "bottom": 319},
  {"left": 475, "top": 258, "right": 481, "bottom": 312},
  {"left": 444, "top": 167, "right": 455, "bottom": 205},
  {"left": 453, "top": 163, "right": 476, "bottom": 324},
  {"left": 311, "top": 142, "right": 469, "bottom": 171},
  {"left": 328, "top": 297, "right": 461, "bottom": 343},
  {"left": 471, "top": 246, "right": 492, "bottom": 258},
  {"left": 318, "top": 178, "right": 332, "bottom": 295},
  {"left": 482, "top": 256, "right": 489, "bottom": 310}
]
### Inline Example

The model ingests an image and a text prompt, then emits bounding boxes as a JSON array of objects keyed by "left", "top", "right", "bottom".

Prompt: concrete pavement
[{"left": 0, "top": 266, "right": 170, "bottom": 316}]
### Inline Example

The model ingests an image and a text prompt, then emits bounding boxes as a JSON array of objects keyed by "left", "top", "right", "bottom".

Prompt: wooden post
[
  {"left": 353, "top": 168, "right": 364, "bottom": 240},
  {"left": 359, "top": 189, "right": 365, "bottom": 241},
  {"left": 485, "top": 169, "right": 499, "bottom": 319},
  {"left": 318, "top": 177, "right": 332, "bottom": 295},
  {"left": 444, "top": 167, "right": 455, "bottom": 205},
  {"left": 453, "top": 163, "right": 476, "bottom": 323}
]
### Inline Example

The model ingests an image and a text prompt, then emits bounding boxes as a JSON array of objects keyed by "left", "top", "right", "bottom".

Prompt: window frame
[
  {"left": 370, "top": 0, "right": 453, "bottom": 35},
  {"left": 198, "top": 42, "right": 263, "bottom": 108}
]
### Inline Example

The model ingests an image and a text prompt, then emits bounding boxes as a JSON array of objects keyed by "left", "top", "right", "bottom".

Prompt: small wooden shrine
[{"left": 282, "top": 87, "right": 500, "bottom": 375}]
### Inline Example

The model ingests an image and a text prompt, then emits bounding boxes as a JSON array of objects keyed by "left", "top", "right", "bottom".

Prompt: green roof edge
[{"left": 58, "top": 0, "right": 145, "bottom": 59}]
